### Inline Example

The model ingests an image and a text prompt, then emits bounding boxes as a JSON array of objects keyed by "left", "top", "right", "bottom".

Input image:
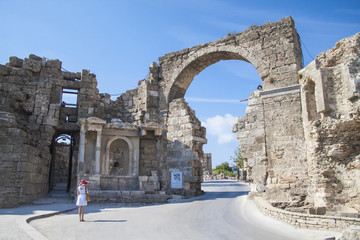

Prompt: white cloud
[{"left": 202, "top": 114, "right": 237, "bottom": 144}]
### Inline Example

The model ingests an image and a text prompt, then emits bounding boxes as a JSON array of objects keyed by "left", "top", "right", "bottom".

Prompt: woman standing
[{"left": 76, "top": 179, "right": 89, "bottom": 222}]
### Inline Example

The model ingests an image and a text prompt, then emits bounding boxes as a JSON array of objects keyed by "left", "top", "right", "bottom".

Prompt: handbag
[{"left": 86, "top": 187, "right": 91, "bottom": 202}]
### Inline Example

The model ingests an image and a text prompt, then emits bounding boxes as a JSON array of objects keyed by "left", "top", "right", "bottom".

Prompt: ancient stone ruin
[{"left": 0, "top": 16, "right": 359, "bottom": 221}]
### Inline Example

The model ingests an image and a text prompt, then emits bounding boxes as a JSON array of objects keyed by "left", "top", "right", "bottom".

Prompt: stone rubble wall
[
  {"left": 254, "top": 197, "right": 360, "bottom": 232},
  {"left": 0, "top": 54, "right": 142, "bottom": 207},
  {"left": 233, "top": 85, "right": 309, "bottom": 210},
  {"left": 0, "top": 53, "right": 172, "bottom": 207},
  {"left": 233, "top": 32, "right": 360, "bottom": 215},
  {"left": 299, "top": 32, "right": 360, "bottom": 213},
  {"left": 0, "top": 55, "right": 82, "bottom": 207}
]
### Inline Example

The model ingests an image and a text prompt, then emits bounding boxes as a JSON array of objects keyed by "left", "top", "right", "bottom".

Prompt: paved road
[{"left": 30, "top": 181, "right": 339, "bottom": 240}]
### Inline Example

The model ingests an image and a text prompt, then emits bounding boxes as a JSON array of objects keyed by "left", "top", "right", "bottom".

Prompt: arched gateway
[
  {"left": 159, "top": 16, "right": 302, "bottom": 105},
  {"left": 157, "top": 16, "right": 303, "bottom": 196}
]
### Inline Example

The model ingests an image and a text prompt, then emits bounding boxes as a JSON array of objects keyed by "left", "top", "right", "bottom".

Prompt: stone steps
[{"left": 33, "top": 183, "right": 73, "bottom": 205}]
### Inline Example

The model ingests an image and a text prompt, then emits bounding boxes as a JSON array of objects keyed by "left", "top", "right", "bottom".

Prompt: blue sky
[{"left": 1, "top": 0, "right": 359, "bottom": 168}]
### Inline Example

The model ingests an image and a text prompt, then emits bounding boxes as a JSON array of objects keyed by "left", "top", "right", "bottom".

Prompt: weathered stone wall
[
  {"left": 166, "top": 98, "right": 206, "bottom": 196},
  {"left": 0, "top": 52, "right": 170, "bottom": 207},
  {"left": 234, "top": 32, "right": 360, "bottom": 214},
  {"left": 0, "top": 55, "right": 77, "bottom": 207},
  {"left": 262, "top": 89, "right": 308, "bottom": 209},
  {"left": 299, "top": 33, "right": 360, "bottom": 213},
  {"left": 233, "top": 93, "right": 267, "bottom": 184},
  {"left": 0, "top": 112, "right": 50, "bottom": 207},
  {"left": 139, "top": 136, "right": 158, "bottom": 176},
  {"left": 233, "top": 85, "right": 308, "bottom": 210},
  {"left": 0, "top": 54, "right": 131, "bottom": 207}
]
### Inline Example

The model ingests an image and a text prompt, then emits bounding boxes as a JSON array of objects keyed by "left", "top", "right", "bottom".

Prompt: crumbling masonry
[{"left": 0, "top": 17, "right": 359, "bottom": 217}]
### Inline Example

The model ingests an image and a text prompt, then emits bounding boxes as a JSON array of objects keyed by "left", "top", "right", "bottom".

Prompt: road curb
[{"left": 20, "top": 207, "right": 76, "bottom": 240}]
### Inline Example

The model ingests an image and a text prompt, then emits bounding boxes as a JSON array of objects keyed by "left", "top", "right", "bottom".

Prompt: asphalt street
[{"left": 29, "top": 181, "right": 340, "bottom": 240}]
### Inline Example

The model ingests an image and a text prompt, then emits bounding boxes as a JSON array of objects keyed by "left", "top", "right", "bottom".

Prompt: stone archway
[
  {"left": 159, "top": 16, "right": 302, "bottom": 106},
  {"left": 157, "top": 16, "right": 303, "bottom": 196},
  {"left": 166, "top": 48, "right": 254, "bottom": 101}
]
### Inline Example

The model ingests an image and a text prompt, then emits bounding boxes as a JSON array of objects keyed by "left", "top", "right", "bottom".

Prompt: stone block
[
  {"left": 45, "top": 59, "right": 62, "bottom": 70},
  {"left": 23, "top": 58, "right": 42, "bottom": 73},
  {"left": 9, "top": 57, "right": 23, "bottom": 68},
  {"left": 100, "top": 177, "right": 119, "bottom": 190},
  {"left": 29, "top": 54, "right": 42, "bottom": 61},
  {"left": 62, "top": 71, "right": 76, "bottom": 80}
]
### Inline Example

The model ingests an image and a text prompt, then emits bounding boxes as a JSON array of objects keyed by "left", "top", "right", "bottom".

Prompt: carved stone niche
[
  {"left": 102, "top": 119, "right": 140, "bottom": 177},
  {"left": 79, "top": 117, "right": 140, "bottom": 190}
]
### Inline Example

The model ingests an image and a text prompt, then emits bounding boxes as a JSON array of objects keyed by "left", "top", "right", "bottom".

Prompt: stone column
[
  {"left": 95, "top": 129, "right": 102, "bottom": 174},
  {"left": 78, "top": 125, "right": 86, "bottom": 173}
]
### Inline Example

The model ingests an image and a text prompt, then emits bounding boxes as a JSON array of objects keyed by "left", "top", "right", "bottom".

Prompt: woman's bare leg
[
  {"left": 81, "top": 206, "right": 85, "bottom": 221},
  {"left": 78, "top": 207, "right": 82, "bottom": 221}
]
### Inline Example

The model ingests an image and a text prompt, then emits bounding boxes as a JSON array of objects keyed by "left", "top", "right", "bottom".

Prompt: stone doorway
[{"left": 49, "top": 133, "right": 75, "bottom": 192}]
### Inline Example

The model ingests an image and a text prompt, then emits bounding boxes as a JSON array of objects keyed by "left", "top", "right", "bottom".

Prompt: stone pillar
[
  {"left": 78, "top": 125, "right": 86, "bottom": 173},
  {"left": 95, "top": 130, "right": 102, "bottom": 174}
]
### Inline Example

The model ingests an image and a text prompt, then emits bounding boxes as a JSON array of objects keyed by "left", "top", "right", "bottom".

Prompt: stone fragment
[
  {"left": 29, "top": 54, "right": 42, "bottom": 61},
  {"left": 22, "top": 58, "right": 42, "bottom": 73},
  {"left": 9, "top": 56, "right": 23, "bottom": 68},
  {"left": 45, "top": 59, "right": 62, "bottom": 70}
]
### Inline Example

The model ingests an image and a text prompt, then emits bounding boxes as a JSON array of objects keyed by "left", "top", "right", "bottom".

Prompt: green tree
[
  {"left": 212, "top": 162, "right": 236, "bottom": 177},
  {"left": 230, "top": 146, "right": 244, "bottom": 169}
]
